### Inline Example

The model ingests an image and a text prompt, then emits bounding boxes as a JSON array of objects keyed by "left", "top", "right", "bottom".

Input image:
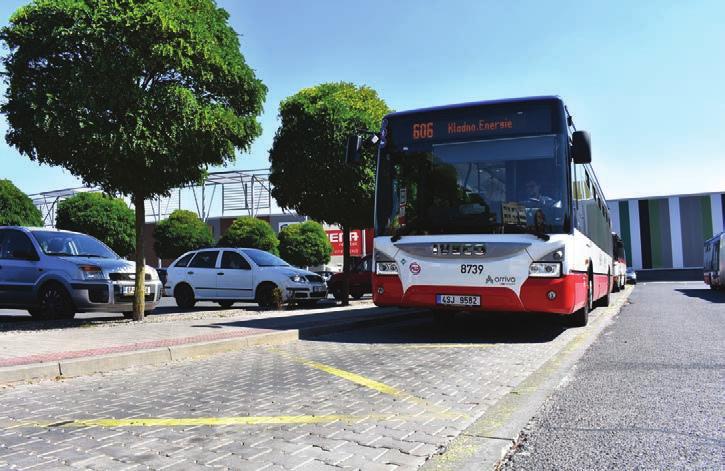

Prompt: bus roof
[{"left": 384, "top": 95, "right": 564, "bottom": 119}]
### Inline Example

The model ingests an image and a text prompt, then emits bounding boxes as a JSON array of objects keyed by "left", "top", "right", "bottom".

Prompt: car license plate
[
  {"left": 435, "top": 294, "right": 481, "bottom": 306},
  {"left": 313, "top": 285, "right": 326, "bottom": 293},
  {"left": 122, "top": 286, "right": 152, "bottom": 296}
]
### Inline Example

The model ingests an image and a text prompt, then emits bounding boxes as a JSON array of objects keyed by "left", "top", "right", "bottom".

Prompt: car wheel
[
  {"left": 37, "top": 283, "right": 76, "bottom": 320},
  {"left": 350, "top": 289, "right": 364, "bottom": 300},
  {"left": 256, "top": 283, "right": 280, "bottom": 309},
  {"left": 174, "top": 284, "right": 196, "bottom": 309},
  {"left": 331, "top": 289, "right": 344, "bottom": 301},
  {"left": 218, "top": 301, "right": 235, "bottom": 309},
  {"left": 299, "top": 300, "right": 319, "bottom": 307}
]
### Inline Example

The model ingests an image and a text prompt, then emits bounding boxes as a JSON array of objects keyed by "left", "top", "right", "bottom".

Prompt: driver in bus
[{"left": 523, "top": 179, "right": 560, "bottom": 209}]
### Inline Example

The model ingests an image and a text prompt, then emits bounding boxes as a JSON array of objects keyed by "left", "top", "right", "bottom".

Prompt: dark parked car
[{"left": 328, "top": 255, "right": 372, "bottom": 301}]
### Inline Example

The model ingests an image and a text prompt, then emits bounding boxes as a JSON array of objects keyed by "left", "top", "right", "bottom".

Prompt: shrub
[
  {"left": 153, "top": 210, "right": 213, "bottom": 260},
  {"left": 56, "top": 192, "right": 135, "bottom": 257},
  {"left": 218, "top": 216, "right": 279, "bottom": 254},
  {"left": 0, "top": 179, "right": 43, "bottom": 226},
  {"left": 279, "top": 220, "right": 332, "bottom": 267}
]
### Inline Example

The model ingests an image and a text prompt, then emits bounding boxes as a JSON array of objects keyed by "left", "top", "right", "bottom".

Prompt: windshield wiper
[
  {"left": 45, "top": 251, "right": 74, "bottom": 256},
  {"left": 74, "top": 254, "right": 107, "bottom": 258},
  {"left": 499, "top": 223, "right": 550, "bottom": 241}
]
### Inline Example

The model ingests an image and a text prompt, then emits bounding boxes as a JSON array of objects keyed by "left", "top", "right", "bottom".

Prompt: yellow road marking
[
  {"left": 3, "top": 413, "right": 440, "bottom": 429},
  {"left": 296, "top": 357, "right": 404, "bottom": 396},
  {"left": 271, "top": 349, "right": 465, "bottom": 418}
]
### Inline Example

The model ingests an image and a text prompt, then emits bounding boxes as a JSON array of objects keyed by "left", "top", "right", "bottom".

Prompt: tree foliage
[
  {"left": 0, "top": 179, "right": 43, "bottom": 227},
  {"left": 268, "top": 82, "right": 390, "bottom": 230},
  {"left": 218, "top": 216, "right": 279, "bottom": 254},
  {"left": 279, "top": 221, "right": 332, "bottom": 267},
  {"left": 56, "top": 192, "right": 135, "bottom": 257},
  {"left": 153, "top": 209, "right": 213, "bottom": 261},
  {"left": 1, "top": 0, "right": 266, "bottom": 319},
  {"left": 1, "top": 0, "right": 267, "bottom": 198}
]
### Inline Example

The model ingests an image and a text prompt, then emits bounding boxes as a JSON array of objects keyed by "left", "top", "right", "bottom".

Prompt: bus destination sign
[
  {"left": 391, "top": 104, "right": 555, "bottom": 146},
  {"left": 412, "top": 114, "right": 521, "bottom": 141}
]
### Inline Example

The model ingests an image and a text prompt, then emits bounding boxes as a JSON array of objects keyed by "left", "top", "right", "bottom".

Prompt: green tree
[
  {"left": 279, "top": 221, "right": 332, "bottom": 268},
  {"left": 218, "top": 216, "right": 279, "bottom": 254},
  {"left": 1, "top": 1, "right": 266, "bottom": 320},
  {"left": 0, "top": 179, "right": 43, "bottom": 226},
  {"left": 268, "top": 82, "right": 389, "bottom": 303},
  {"left": 56, "top": 192, "right": 135, "bottom": 257},
  {"left": 154, "top": 209, "right": 213, "bottom": 261}
]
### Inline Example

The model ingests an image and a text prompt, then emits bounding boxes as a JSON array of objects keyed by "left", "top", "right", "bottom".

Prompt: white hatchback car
[{"left": 164, "top": 248, "right": 328, "bottom": 308}]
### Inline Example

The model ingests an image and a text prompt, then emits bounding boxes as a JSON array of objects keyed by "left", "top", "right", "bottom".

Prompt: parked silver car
[{"left": 0, "top": 226, "right": 162, "bottom": 319}]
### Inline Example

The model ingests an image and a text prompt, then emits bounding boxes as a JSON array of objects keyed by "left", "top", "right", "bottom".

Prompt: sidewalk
[{"left": 0, "top": 302, "right": 422, "bottom": 385}]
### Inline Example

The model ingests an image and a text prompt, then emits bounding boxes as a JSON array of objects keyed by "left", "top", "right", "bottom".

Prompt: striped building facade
[{"left": 608, "top": 192, "right": 725, "bottom": 270}]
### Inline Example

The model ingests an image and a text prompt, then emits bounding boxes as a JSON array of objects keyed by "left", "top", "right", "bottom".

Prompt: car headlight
[
  {"left": 529, "top": 262, "right": 561, "bottom": 278},
  {"left": 289, "top": 274, "right": 307, "bottom": 283},
  {"left": 79, "top": 265, "right": 106, "bottom": 280},
  {"left": 146, "top": 268, "right": 159, "bottom": 281},
  {"left": 376, "top": 262, "right": 399, "bottom": 275}
]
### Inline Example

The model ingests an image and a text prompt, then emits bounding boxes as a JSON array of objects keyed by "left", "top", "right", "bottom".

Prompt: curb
[
  {"left": 420, "top": 286, "right": 634, "bottom": 471},
  {"left": 0, "top": 308, "right": 424, "bottom": 386}
]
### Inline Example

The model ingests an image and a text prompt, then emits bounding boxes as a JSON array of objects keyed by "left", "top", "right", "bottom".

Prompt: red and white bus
[
  {"left": 367, "top": 96, "right": 613, "bottom": 326},
  {"left": 612, "top": 233, "right": 627, "bottom": 291}
]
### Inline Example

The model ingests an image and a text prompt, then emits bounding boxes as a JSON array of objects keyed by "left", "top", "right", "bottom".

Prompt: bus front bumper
[{"left": 372, "top": 273, "right": 589, "bottom": 315}]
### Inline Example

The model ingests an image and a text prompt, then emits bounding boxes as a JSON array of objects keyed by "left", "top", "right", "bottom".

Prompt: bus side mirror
[
  {"left": 572, "top": 130, "right": 592, "bottom": 164},
  {"left": 345, "top": 135, "right": 363, "bottom": 165}
]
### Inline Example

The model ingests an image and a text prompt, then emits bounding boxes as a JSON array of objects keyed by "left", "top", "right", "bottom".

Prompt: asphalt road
[{"left": 502, "top": 282, "right": 725, "bottom": 470}]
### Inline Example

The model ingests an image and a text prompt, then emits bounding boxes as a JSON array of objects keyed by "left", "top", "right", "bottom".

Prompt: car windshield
[
  {"left": 31, "top": 231, "right": 119, "bottom": 259},
  {"left": 241, "top": 249, "right": 289, "bottom": 267},
  {"left": 376, "top": 135, "right": 569, "bottom": 236}
]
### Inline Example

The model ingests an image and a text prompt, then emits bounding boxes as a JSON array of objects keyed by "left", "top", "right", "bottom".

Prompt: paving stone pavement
[{"left": 0, "top": 294, "right": 623, "bottom": 470}]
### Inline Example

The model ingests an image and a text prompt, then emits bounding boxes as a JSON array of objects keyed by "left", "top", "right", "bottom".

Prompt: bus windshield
[{"left": 376, "top": 135, "right": 569, "bottom": 237}]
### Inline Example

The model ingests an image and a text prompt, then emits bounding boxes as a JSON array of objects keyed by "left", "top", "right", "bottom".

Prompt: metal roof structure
[{"left": 28, "top": 168, "right": 284, "bottom": 228}]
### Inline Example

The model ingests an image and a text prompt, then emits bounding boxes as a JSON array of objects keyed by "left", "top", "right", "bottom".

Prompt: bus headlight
[
  {"left": 376, "top": 262, "right": 399, "bottom": 275},
  {"left": 529, "top": 262, "right": 561, "bottom": 278}
]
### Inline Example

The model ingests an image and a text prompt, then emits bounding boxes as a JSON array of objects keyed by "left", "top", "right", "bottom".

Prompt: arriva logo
[
  {"left": 409, "top": 262, "right": 421, "bottom": 275},
  {"left": 485, "top": 275, "right": 516, "bottom": 285}
]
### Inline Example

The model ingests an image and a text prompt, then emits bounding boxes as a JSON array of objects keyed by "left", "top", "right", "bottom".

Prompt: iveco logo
[{"left": 432, "top": 243, "right": 486, "bottom": 256}]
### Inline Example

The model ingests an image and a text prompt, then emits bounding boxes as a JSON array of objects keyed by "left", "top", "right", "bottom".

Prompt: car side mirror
[
  {"left": 571, "top": 130, "right": 592, "bottom": 164},
  {"left": 345, "top": 134, "right": 363, "bottom": 165}
]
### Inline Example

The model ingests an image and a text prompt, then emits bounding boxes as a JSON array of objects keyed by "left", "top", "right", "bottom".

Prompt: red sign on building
[{"left": 326, "top": 229, "right": 373, "bottom": 257}]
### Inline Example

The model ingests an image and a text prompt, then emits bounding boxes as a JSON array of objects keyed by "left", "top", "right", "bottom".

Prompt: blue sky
[{"left": 1, "top": 0, "right": 723, "bottom": 200}]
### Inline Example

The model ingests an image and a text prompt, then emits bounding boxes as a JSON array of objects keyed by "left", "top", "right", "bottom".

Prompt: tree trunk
[
  {"left": 132, "top": 193, "right": 146, "bottom": 321},
  {"left": 341, "top": 225, "right": 351, "bottom": 306}
]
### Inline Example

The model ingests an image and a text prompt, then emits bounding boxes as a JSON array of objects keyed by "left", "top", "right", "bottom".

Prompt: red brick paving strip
[{"left": 0, "top": 327, "right": 276, "bottom": 368}]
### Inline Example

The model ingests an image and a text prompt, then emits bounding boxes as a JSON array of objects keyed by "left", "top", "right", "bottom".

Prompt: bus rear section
[
  {"left": 371, "top": 96, "right": 613, "bottom": 325},
  {"left": 704, "top": 232, "right": 724, "bottom": 289}
]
